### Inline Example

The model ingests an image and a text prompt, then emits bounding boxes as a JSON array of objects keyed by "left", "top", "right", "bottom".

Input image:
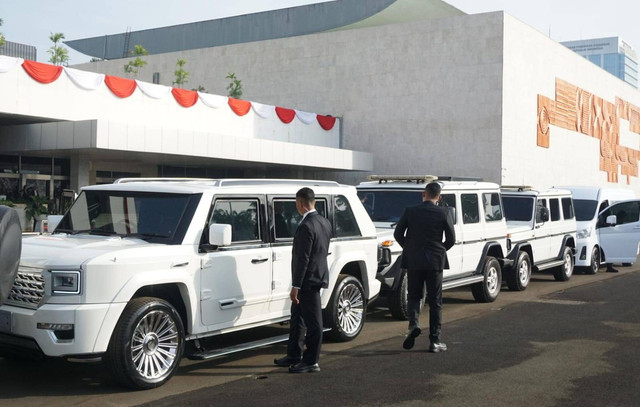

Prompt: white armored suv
[
  {"left": 0, "top": 178, "right": 380, "bottom": 389},
  {"left": 357, "top": 176, "right": 510, "bottom": 320},
  {"left": 501, "top": 187, "right": 577, "bottom": 289}
]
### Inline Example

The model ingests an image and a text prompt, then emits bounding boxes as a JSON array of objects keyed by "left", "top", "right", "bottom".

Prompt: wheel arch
[{"left": 476, "top": 242, "right": 506, "bottom": 273}]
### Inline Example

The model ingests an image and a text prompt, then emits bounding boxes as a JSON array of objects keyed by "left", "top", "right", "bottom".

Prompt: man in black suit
[
  {"left": 394, "top": 182, "right": 455, "bottom": 352},
  {"left": 274, "top": 187, "right": 332, "bottom": 373}
]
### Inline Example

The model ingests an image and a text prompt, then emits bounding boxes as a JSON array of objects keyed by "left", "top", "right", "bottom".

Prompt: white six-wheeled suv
[
  {"left": 0, "top": 179, "right": 380, "bottom": 389},
  {"left": 501, "top": 187, "right": 577, "bottom": 289},
  {"left": 357, "top": 176, "right": 511, "bottom": 320}
]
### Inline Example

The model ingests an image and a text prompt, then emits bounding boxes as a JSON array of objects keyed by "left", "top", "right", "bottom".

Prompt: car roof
[
  {"left": 357, "top": 180, "right": 500, "bottom": 191},
  {"left": 501, "top": 187, "right": 572, "bottom": 197}
]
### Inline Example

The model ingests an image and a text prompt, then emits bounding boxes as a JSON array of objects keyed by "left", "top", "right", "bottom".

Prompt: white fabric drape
[
  {"left": 295, "top": 109, "right": 317, "bottom": 125},
  {"left": 135, "top": 80, "right": 172, "bottom": 99},
  {"left": 198, "top": 92, "right": 228, "bottom": 108},
  {"left": 63, "top": 67, "right": 105, "bottom": 90},
  {"left": 252, "top": 102, "right": 275, "bottom": 119},
  {"left": 0, "top": 56, "right": 24, "bottom": 73}
]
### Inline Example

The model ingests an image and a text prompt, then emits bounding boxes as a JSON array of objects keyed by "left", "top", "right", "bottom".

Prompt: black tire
[
  {"left": 583, "top": 246, "right": 600, "bottom": 275},
  {"left": 388, "top": 269, "right": 425, "bottom": 321},
  {"left": 323, "top": 275, "right": 366, "bottom": 342},
  {"left": 506, "top": 251, "right": 531, "bottom": 291},
  {"left": 553, "top": 246, "right": 574, "bottom": 281},
  {"left": 0, "top": 206, "right": 22, "bottom": 305},
  {"left": 105, "top": 297, "right": 185, "bottom": 390},
  {"left": 471, "top": 256, "right": 501, "bottom": 303}
]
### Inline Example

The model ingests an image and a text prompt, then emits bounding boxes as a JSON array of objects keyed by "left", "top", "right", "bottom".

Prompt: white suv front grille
[{"left": 6, "top": 268, "right": 45, "bottom": 309}]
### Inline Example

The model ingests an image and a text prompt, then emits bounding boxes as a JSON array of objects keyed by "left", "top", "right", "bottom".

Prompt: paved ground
[{"left": 1, "top": 267, "right": 638, "bottom": 406}]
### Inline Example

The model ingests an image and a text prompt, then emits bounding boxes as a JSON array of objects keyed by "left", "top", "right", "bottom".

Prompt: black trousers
[
  {"left": 286, "top": 289, "right": 323, "bottom": 364},
  {"left": 407, "top": 268, "right": 443, "bottom": 342}
]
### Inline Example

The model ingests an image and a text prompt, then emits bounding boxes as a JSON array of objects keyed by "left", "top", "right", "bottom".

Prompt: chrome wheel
[
  {"left": 589, "top": 247, "right": 600, "bottom": 274},
  {"left": 518, "top": 258, "right": 530, "bottom": 286},
  {"left": 131, "top": 310, "right": 180, "bottom": 380},
  {"left": 563, "top": 251, "right": 574, "bottom": 279},
  {"left": 337, "top": 283, "right": 364, "bottom": 336},
  {"left": 486, "top": 265, "right": 499, "bottom": 295}
]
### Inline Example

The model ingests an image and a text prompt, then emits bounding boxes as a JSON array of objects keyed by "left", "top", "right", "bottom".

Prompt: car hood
[{"left": 20, "top": 234, "right": 157, "bottom": 268}]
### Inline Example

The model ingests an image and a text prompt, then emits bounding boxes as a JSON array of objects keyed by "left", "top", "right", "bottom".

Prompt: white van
[{"left": 559, "top": 186, "right": 636, "bottom": 274}]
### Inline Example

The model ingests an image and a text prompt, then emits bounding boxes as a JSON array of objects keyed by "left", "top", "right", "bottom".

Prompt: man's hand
[{"left": 290, "top": 287, "right": 299, "bottom": 305}]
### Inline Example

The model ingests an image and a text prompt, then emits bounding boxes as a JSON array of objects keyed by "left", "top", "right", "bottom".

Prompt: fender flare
[{"left": 476, "top": 241, "right": 507, "bottom": 274}]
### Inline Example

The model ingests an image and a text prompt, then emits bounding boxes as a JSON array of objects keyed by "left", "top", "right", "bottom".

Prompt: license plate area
[{"left": 0, "top": 310, "right": 12, "bottom": 333}]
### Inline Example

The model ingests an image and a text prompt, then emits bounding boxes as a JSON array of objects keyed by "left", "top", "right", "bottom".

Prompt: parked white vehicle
[
  {"left": 559, "top": 186, "right": 637, "bottom": 274},
  {"left": 501, "top": 187, "right": 577, "bottom": 289},
  {"left": 595, "top": 199, "right": 640, "bottom": 267},
  {"left": 0, "top": 179, "right": 380, "bottom": 389},
  {"left": 357, "top": 176, "right": 510, "bottom": 320}
]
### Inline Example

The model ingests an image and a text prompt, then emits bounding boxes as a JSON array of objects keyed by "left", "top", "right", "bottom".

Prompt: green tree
[
  {"left": 0, "top": 18, "right": 6, "bottom": 48},
  {"left": 123, "top": 44, "right": 148, "bottom": 78},
  {"left": 191, "top": 85, "right": 206, "bottom": 92},
  {"left": 173, "top": 58, "right": 190, "bottom": 87},
  {"left": 226, "top": 72, "right": 243, "bottom": 99},
  {"left": 48, "top": 32, "right": 70, "bottom": 66}
]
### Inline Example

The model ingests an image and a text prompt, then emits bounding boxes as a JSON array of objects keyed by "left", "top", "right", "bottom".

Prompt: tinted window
[
  {"left": 599, "top": 201, "right": 640, "bottom": 226},
  {"left": 212, "top": 199, "right": 260, "bottom": 242},
  {"left": 562, "top": 198, "right": 575, "bottom": 220},
  {"left": 536, "top": 199, "right": 547, "bottom": 223},
  {"left": 439, "top": 193, "right": 457, "bottom": 224},
  {"left": 549, "top": 199, "right": 561, "bottom": 221},
  {"left": 273, "top": 199, "right": 326, "bottom": 240},
  {"left": 461, "top": 193, "right": 479, "bottom": 224},
  {"left": 502, "top": 196, "right": 534, "bottom": 222},
  {"left": 482, "top": 193, "right": 503, "bottom": 222},
  {"left": 356, "top": 190, "right": 422, "bottom": 222},
  {"left": 334, "top": 195, "right": 360, "bottom": 237},
  {"left": 573, "top": 199, "right": 598, "bottom": 221}
]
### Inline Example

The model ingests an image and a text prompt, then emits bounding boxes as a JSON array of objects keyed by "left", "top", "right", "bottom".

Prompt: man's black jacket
[{"left": 292, "top": 211, "right": 333, "bottom": 290}]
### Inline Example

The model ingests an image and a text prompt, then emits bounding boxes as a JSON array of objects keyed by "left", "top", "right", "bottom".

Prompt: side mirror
[
  {"left": 606, "top": 215, "right": 617, "bottom": 226},
  {"left": 209, "top": 224, "right": 232, "bottom": 247}
]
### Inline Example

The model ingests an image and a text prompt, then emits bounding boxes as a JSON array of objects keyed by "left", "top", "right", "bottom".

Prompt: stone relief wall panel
[{"left": 538, "top": 79, "right": 640, "bottom": 184}]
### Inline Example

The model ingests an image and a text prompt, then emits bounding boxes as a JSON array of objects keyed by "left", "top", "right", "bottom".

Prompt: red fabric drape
[
  {"left": 104, "top": 75, "right": 137, "bottom": 98},
  {"left": 21, "top": 60, "right": 63, "bottom": 84},
  {"left": 275, "top": 107, "right": 296, "bottom": 124},
  {"left": 316, "top": 115, "right": 337, "bottom": 131},
  {"left": 171, "top": 88, "right": 198, "bottom": 107},
  {"left": 228, "top": 98, "right": 252, "bottom": 116}
]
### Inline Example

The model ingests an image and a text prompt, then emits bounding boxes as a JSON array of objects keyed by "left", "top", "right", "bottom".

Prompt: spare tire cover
[{"left": 0, "top": 206, "right": 22, "bottom": 305}]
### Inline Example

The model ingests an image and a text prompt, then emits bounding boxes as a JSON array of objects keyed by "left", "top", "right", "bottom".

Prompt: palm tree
[
  {"left": 226, "top": 73, "right": 243, "bottom": 99},
  {"left": 48, "top": 32, "right": 69, "bottom": 65},
  {"left": 124, "top": 44, "right": 149, "bottom": 78},
  {"left": 173, "top": 58, "right": 190, "bottom": 87}
]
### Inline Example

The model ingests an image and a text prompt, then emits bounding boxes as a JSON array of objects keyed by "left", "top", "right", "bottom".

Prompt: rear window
[
  {"left": 562, "top": 198, "right": 575, "bottom": 220},
  {"left": 550, "top": 199, "right": 561, "bottom": 221}
]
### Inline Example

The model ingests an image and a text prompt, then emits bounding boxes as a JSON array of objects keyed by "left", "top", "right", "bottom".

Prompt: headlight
[
  {"left": 577, "top": 228, "right": 591, "bottom": 239},
  {"left": 51, "top": 270, "right": 81, "bottom": 295}
]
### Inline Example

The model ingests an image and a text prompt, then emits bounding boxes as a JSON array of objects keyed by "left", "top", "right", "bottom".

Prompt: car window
[
  {"left": 536, "top": 199, "right": 547, "bottom": 223},
  {"left": 502, "top": 196, "right": 534, "bottom": 222},
  {"left": 439, "top": 193, "right": 457, "bottom": 224},
  {"left": 334, "top": 195, "right": 360, "bottom": 237},
  {"left": 482, "top": 193, "right": 503, "bottom": 222},
  {"left": 562, "top": 197, "right": 575, "bottom": 220},
  {"left": 549, "top": 198, "right": 561, "bottom": 221},
  {"left": 273, "top": 199, "right": 327, "bottom": 240},
  {"left": 599, "top": 201, "right": 640, "bottom": 226},
  {"left": 211, "top": 199, "right": 260, "bottom": 243},
  {"left": 461, "top": 193, "right": 479, "bottom": 224}
]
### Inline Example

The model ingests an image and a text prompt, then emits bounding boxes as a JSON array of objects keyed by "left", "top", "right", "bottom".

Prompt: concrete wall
[
  {"left": 502, "top": 14, "right": 640, "bottom": 193},
  {"left": 76, "top": 12, "right": 506, "bottom": 185}
]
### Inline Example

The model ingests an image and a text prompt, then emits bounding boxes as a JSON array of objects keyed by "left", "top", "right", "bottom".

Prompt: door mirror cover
[
  {"left": 209, "top": 224, "right": 232, "bottom": 246},
  {"left": 606, "top": 215, "right": 617, "bottom": 226}
]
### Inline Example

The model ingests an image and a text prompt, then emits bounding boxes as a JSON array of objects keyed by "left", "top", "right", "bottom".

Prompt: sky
[{"left": 1, "top": 0, "right": 640, "bottom": 64}]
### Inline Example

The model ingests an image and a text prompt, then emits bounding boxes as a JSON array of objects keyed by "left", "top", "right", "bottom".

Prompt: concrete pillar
[{"left": 70, "top": 154, "right": 91, "bottom": 191}]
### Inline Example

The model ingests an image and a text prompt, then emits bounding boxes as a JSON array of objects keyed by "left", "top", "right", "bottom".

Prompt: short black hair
[
  {"left": 296, "top": 187, "right": 315, "bottom": 205},
  {"left": 424, "top": 182, "right": 442, "bottom": 199}
]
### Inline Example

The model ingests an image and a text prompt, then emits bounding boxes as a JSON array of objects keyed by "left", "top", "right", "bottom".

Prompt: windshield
[
  {"left": 356, "top": 190, "right": 422, "bottom": 222},
  {"left": 502, "top": 196, "right": 534, "bottom": 222},
  {"left": 573, "top": 199, "right": 598, "bottom": 221},
  {"left": 54, "top": 190, "right": 200, "bottom": 243}
]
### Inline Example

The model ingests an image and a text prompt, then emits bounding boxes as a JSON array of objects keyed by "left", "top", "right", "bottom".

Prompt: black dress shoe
[
  {"left": 288, "top": 362, "right": 320, "bottom": 373},
  {"left": 429, "top": 342, "right": 448, "bottom": 353},
  {"left": 402, "top": 327, "right": 422, "bottom": 350},
  {"left": 606, "top": 267, "right": 619, "bottom": 273},
  {"left": 274, "top": 355, "right": 301, "bottom": 367}
]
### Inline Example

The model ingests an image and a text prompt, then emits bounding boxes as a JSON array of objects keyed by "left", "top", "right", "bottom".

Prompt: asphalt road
[{"left": 1, "top": 267, "right": 639, "bottom": 406}]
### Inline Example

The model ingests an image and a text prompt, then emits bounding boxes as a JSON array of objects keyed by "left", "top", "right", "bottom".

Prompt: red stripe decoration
[
  {"left": 275, "top": 107, "right": 296, "bottom": 124},
  {"left": 317, "top": 115, "right": 337, "bottom": 131},
  {"left": 21, "top": 60, "right": 63, "bottom": 84},
  {"left": 228, "top": 98, "right": 252, "bottom": 116},
  {"left": 104, "top": 75, "right": 137, "bottom": 98},
  {"left": 171, "top": 88, "right": 198, "bottom": 107}
]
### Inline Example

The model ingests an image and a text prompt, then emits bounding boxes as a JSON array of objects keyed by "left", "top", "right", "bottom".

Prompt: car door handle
[{"left": 251, "top": 257, "right": 269, "bottom": 264}]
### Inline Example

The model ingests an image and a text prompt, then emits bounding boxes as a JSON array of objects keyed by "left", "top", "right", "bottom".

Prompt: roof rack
[
  {"left": 113, "top": 178, "right": 341, "bottom": 187},
  {"left": 501, "top": 185, "right": 534, "bottom": 192},
  {"left": 114, "top": 178, "right": 219, "bottom": 185},
  {"left": 367, "top": 175, "right": 439, "bottom": 184}
]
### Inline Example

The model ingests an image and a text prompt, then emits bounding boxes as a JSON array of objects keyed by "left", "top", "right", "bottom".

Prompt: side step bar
[
  {"left": 534, "top": 259, "right": 565, "bottom": 271},
  {"left": 188, "top": 328, "right": 331, "bottom": 361},
  {"left": 443, "top": 275, "right": 484, "bottom": 290}
]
